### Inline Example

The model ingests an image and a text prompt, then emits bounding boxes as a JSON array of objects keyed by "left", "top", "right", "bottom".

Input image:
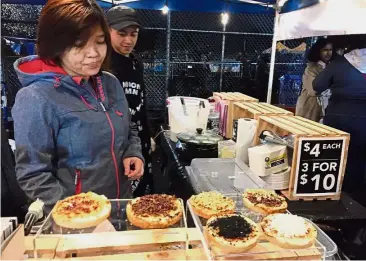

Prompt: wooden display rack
[
  {"left": 253, "top": 115, "right": 350, "bottom": 201},
  {"left": 213, "top": 92, "right": 258, "bottom": 138},
  {"left": 23, "top": 227, "right": 322, "bottom": 260},
  {"left": 233, "top": 102, "right": 293, "bottom": 121},
  {"left": 27, "top": 228, "right": 202, "bottom": 260}
]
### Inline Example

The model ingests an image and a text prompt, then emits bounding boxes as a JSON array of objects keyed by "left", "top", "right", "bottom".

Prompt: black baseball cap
[{"left": 106, "top": 6, "right": 141, "bottom": 31}]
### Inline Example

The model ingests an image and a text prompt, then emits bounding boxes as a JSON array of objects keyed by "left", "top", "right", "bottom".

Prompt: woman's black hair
[{"left": 307, "top": 38, "right": 334, "bottom": 63}]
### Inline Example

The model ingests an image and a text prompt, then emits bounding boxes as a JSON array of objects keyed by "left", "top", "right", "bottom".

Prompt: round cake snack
[
  {"left": 52, "top": 192, "right": 111, "bottom": 229},
  {"left": 189, "top": 191, "right": 236, "bottom": 219},
  {"left": 260, "top": 213, "right": 317, "bottom": 249},
  {"left": 205, "top": 214, "right": 260, "bottom": 254},
  {"left": 243, "top": 189, "right": 287, "bottom": 215},
  {"left": 126, "top": 194, "right": 183, "bottom": 229}
]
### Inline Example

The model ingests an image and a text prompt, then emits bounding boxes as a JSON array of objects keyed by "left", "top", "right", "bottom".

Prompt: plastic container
[
  {"left": 187, "top": 158, "right": 268, "bottom": 194},
  {"left": 218, "top": 140, "right": 236, "bottom": 158},
  {"left": 207, "top": 105, "right": 220, "bottom": 135},
  {"left": 167, "top": 96, "right": 210, "bottom": 141},
  {"left": 186, "top": 160, "right": 337, "bottom": 258},
  {"left": 279, "top": 74, "right": 302, "bottom": 106},
  {"left": 32, "top": 198, "right": 187, "bottom": 259},
  {"left": 187, "top": 193, "right": 328, "bottom": 260}
]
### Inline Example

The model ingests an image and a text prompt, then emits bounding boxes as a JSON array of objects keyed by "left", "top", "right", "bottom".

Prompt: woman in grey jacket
[
  {"left": 296, "top": 38, "right": 333, "bottom": 122},
  {"left": 12, "top": 0, "right": 144, "bottom": 213}
]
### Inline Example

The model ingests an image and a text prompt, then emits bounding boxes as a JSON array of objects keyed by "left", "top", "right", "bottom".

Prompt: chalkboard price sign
[{"left": 294, "top": 137, "right": 347, "bottom": 196}]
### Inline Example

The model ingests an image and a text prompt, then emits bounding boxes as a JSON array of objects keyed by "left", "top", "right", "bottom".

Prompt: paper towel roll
[{"left": 235, "top": 118, "right": 257, "bottom": 164}]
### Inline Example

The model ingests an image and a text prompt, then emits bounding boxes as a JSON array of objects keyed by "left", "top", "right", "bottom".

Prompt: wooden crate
[
  {"left": 233, "top": 102, "right": 293, "bottom": 121},
  {"left": 213, "top": 92, "right": 258, "bottom": 138},
  {"left": 28, "top": 228, "right": 201, "bottom": 260},
  {"left": 26, "top": 227, "right": 322, "bottom": 260},
  {"left": 1, "top": 225, "right": 26, "bottom": 260},
  {"left": 254, "top": 116, "right": 350, "bottom": 201}
]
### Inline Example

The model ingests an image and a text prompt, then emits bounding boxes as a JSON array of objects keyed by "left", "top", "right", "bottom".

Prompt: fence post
[
  {"left": 219, "top": 24, "right": 226, "bottom": 92},
  {"left": 165, "top": 10, "right": 171, "bottom": 99},
  {"left": 266, "top": 10, "right": 279, "bottom": 104}
]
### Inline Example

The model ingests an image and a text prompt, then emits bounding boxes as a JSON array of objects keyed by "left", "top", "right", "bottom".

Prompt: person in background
[
  {"left": 12, "top": 0, "right": 144, "bottom": 213},
  {"left": 255, "top": 53, "right": 270, "bottom": 102},
  {"left": 106, "top": 6, "right": 153, "bottom": 196},
  {"left": 313, "top": 36, "right": 366, "bottom": 199},
  {"left": 296, "top": 38, "right": 333, "bottom": 122},
  {"left": 1, "top": 115, "right": 29, "bottom": 222}
]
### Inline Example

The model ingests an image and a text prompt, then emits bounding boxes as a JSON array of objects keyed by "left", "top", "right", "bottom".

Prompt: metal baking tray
[
  {"left": 33, "top": 198, "right": 187, "bottom": 259},
  {"left": 187, "top": 193, "right": 332, "bottom": 260}
]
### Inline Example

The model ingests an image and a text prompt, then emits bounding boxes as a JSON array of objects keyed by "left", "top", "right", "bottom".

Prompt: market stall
[
  {"left": 2, "top": 1, "right": 366, "bottom": 260},
  {"left": 5, "top": 91, "right": 363, "bottom": 260},
  {"left": 3, "top": 93, "right": 361, "bottom": 260}
]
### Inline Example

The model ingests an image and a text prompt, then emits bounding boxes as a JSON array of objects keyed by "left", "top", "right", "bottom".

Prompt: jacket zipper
[
  {"left": 99, "top": 101, "right": 120, "bottom": 199},
  {"left": 80, "top": 96, "right": 96, "bottom": 110},
  {"left": 80, "top": 81, "right": 120, "bottom": 199},
  {"left": 75, "top": 170, "right": 81, "bottom": 194}
]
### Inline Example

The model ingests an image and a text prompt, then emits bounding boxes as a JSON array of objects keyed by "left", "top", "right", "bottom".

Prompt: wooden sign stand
[{"left": 254, "top": 116, "right": 350, "bottom": 201}]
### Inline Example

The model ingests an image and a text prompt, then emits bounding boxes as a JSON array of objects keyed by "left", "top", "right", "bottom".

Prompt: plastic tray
[
  {"left": 33, "top": 198, "right": 187, "bottom": 259},
  {"left": 187, "top": 193, "right": 329, "bottom": 260},
  {"left": 187, "top": 158, "right": 268, "bottom": 194},
  {"left": 186, "top": 159, "right": 338, "bottom": 257}
]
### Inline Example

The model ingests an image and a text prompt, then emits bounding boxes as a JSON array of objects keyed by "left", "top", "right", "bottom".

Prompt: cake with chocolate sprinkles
[
  {"left": 126, "top": 194, "right": 183, "bottom": 229},
  {"left": 208, "top": 215, "right": 254, "bottom": 239},
  {"left": 242, "top": 189, "right": 287, "bottom": 215},
  {"left": 205, "top": 214, "right": 260, "bottom": 254}
]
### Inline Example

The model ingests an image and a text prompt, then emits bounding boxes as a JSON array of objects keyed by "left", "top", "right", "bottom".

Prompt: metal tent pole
[{"left": 266, "top": 9, "right": 280, "bottom": 104}]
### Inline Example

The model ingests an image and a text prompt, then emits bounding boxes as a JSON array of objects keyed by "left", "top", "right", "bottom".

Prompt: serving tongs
[
  {"left": 180, "top": 97, "right": 188, "bottom": 116},
  {"left": 259, "top": 130, "right": 294, "bottom": 149}
]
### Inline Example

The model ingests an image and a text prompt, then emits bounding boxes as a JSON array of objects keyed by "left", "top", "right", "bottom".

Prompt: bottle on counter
[{"left": 207, "top": 99, "right": 220, "bottom": 135}]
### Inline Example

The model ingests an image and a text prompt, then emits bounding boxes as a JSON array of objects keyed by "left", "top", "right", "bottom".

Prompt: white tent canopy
[
  {"left": 267, "top": 0, "right": 366, "bottom": 103},
  {"left": 277, "top": 0, "right": 366, "bottom": 41}
]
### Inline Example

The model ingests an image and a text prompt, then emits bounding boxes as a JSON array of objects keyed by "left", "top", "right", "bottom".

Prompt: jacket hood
[
  {"left": 344, "top": 48, "right": 366, "bottom": 73},
  {"left": 13, "top": 55, "right": 83, "bottom": 88}
]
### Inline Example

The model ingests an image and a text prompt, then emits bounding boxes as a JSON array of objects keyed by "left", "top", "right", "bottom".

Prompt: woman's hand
[{"left": 123, "top": 157, "right": 144, "bottom": 180}]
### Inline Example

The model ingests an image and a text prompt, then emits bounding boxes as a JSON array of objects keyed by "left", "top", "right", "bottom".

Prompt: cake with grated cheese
[
  {"left": 260, "top": 213, "right": 317, "bottom": 249},
  {"left": 189, "top": 191, "right": 236, "bottom": 219}
]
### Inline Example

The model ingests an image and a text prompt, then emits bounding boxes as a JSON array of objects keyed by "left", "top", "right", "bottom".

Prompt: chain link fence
[
  {"left": 134, "top": 10, "right": 167, "bottom": 125},
  {"left": 274, "top": 38, "right": 310, "bottom": 106},
  {"left": 1, "top": 4, "right": 309, "bottom": 129}
]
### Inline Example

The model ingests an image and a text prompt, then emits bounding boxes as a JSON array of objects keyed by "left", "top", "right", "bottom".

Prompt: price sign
[{"left": 294, "top": 137, "right": 347, "bottom": 196}]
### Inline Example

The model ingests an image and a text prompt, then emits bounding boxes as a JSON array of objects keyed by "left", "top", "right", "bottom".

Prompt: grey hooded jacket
[{"left": 12, "top": 55, "right": 144, "bottom": 212}]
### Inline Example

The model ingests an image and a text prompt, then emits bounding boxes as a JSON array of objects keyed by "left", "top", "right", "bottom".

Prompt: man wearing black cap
[{"left": 107, "top": 6, "right": 153, "bottom": 196}]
